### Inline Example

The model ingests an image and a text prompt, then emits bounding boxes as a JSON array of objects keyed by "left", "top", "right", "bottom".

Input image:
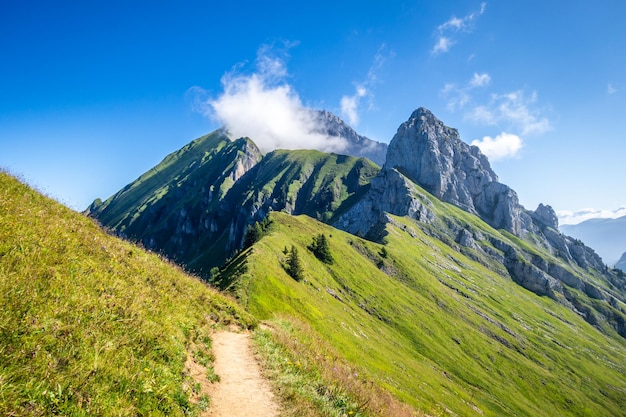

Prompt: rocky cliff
[
  {"left": 335, "top": 108, "right": 625, "bottom": 336},
  {"left": 384, "top": 108, "right": 530, "bottom": 235}
]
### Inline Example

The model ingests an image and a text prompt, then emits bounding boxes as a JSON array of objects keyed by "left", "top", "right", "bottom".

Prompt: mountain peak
[{"left": 384, "top": 107, "right": 519, "bottom": 231}]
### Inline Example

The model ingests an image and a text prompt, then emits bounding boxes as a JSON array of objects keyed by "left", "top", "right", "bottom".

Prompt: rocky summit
[
  {"left": 335, "top": 108, "right": 625, "bottom": 335},
  {"left": 385, "top": 107, "right": 526, "bottom": 234}
]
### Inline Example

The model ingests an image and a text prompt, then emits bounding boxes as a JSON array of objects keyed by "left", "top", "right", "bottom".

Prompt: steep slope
[
  {"left": 337, "top": 107, "right": 626, "bottom": 337},
  {"left": 220, "top": 211, "right": 626, "bottom": 417},
  {"left": 86, "top": 129, "right": 257, "bottom": 228},
  {"left": 560, "top": 215, "right": 626, "bottom": 266},
  {"left": 0, "top": 172, "right": 255, "bottom": 416},
  {"left": 88, "top": 135, "right": 379, "bottom": 276}
]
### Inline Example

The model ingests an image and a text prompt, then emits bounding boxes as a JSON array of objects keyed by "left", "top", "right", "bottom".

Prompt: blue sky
[{"left": 1, "top": 1, "right": 625, "bottom": 224}]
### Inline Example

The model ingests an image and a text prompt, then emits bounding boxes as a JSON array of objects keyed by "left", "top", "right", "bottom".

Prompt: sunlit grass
[
  {"left": 0, "top": 172, "right": 255, "bottom": 416},
  {"left": 253, "top": 318, "right": 420, "bottom": 417},
  {"left": 223, "top": 211, "right": 626, "bottom": 416}
]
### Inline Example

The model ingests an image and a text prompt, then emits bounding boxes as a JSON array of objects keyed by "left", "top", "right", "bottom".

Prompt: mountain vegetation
[
  {"left": 219, "top": 210, "right": 626, "bottom": 416},
  {"left": 87, "top": 131, "right": 379, "bottom": 277},
  {"left": 0, "top": 171, "right": 255, "bottom": 416},
  {"left": 6, "top": 107, "right": 626, "bottom": 416}
]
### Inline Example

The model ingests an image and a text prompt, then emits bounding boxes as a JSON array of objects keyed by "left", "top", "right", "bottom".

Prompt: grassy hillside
[
  {"left": 220, "top": 210, "right": 626, "bottom": 416},
  {"left": 0, "top": 172, "right": 255, "bottom": 416},
  {"left": 87, "top": 130, "right": 236, "bottom": 226}
]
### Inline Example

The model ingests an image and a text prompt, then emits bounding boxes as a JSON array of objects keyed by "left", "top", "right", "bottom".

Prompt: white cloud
[
  {"left": 608, "top": 83, "right": 618, "bottom": 94},
  {"left": 432, "top": 3, "right": 487, "bottom": 54},
  {"left": 433, "top": 36, "right": 453, "bottom": 54},
  {"left": 471, "top": 132, "right": 522, "bottom": 160},
  {"left": 440, "top": 72, "right": 490, "bottom": 111},
  {"left": 340, "top": 44, "right": 391, "bottom": 126},
  {"left": 466, "top": 89, "right": 551, "bottom": 136},
  {"left": 340, "top": 86, "right": 367, "bottom": 125},
  {"left": 195, "top": 44, "right": 348, "bottom": 153},
  {"left": 557, "top": 207, "right": 626, "bottom": 225},
  {"left": 469, "top": 72, "right": 491, "bottom": 87}
]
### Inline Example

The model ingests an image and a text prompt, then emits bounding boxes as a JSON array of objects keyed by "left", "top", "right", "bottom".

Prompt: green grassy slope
[
  {"left": 88, "top": 139, "right": 380, "bottom": 277},
  {"left": 86, "top": 130, "right": 239, "bottom": 228},
  {"left": 0, "top": 172, "right": 255, "bottom": 416},
  {"left": 229, "top": 149, "right": 379, "bottom": 223},
  {"left": 221, "top": 211, "right": 626, "bottom": 417}
]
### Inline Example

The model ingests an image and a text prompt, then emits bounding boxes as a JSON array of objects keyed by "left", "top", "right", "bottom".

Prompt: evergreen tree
[
  {"left": 243, "top": 221, "right": 262, "bottom": 249},
  {"left": 309, "top": 233, "right": 333, "bottom": 264},
  {"left": 286, "top": 245, "right": 304, "bottom": 281}
]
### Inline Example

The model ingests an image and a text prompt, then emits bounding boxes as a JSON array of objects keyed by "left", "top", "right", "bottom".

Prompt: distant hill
[
  {"left": 560, "top": 216, "right": 626, "bottom": 266},
  {"left": 616, "top": 252, "right": 626, "bottom": 272},
  {"left": 0, "top": 171, "right": 254, "bottom": 416}
]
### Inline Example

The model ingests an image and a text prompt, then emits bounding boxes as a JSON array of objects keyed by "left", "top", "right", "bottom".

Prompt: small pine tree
[
  {"left": 286, "top": 245, "right": 304, "bottom": 281},
  {"left": 208, "top": 266, "right": 221, "bottom": 285},
  {"left": 309, "top": 233, "right": 333, "bottom": 264},
  {"left": 243, "top": 222, "right": 262, "bottom": 249}
]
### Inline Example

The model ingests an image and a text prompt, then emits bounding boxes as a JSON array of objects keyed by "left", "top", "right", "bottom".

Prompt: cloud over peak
[
  {"left": 192, "top": 44, "right": 348, "bottom": 153},
  {"left": 467, "top": 90, "right": 552, "bottom": 136}
]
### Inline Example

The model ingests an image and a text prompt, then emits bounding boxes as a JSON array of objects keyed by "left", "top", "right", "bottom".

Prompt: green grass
[
  {"left": 253, "top": 318, "right": 420, "bottom": 417},
  {"left": 0, "top": 172, "right": 256, "bottom": 416},
  {"left": 222, "top": 211, "right": 626, "bottom": 416}
]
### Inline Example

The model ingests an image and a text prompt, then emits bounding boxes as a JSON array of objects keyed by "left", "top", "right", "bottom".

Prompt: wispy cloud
[
  {"left": 433, "top": 37, "right": 454, "bottom": 54},
  {"left": 432, "top": 2, "right": 487, "bottom": 55},
  {"left": 469, "top": 72, "right": 491, "bottom": 87},
  {"left": 466, "top": 90, "right": 551, "bottom": 136},
  {"left": 191, "top": 43, "right": 348, "bottom": 153},
  {"left": 440, "top": 72, "right": 491, "bottom": 111},
  {"left": 340, "top": 86, "right": 367, "bottom": 126},
  {"left": 471, "top": 132, "right": 522, "bottom": 161},
  {"left": 608, "top": 83, "right": 618, "bottom": 94},
  {"left": 442, "top": 72, "right": 549, "bottom": 160},
  {"left": 557, "top": 207, "right": 626, "bottom": 225},
  {"left": 340, "top": 44, "right": 391, "bottom": 126}
]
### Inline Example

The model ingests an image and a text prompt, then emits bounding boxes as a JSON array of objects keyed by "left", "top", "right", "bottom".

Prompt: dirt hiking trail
[{"left": 206, "top": 331, "right": 279, "bottom": 417}]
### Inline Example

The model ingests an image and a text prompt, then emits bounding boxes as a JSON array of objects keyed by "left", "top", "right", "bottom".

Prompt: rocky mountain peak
[
  {"left": 531, "top": 203, "right": 559, "bottom": 229},
  {"left": 385, "top": 107, "right": 523, "bottom": 234}
]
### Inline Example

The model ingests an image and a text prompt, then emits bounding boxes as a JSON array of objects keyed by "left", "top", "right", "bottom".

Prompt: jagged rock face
[
  {"left": 531, "top": 203, "right": 559, "bottom": 229},
  {"left": 314, "top": 110, "right": 387, "bottom": 166},
  {"left": 385, "top": 108, "right": 525, "bottom": 235},
  {"left": 334, "top": 107, "right": 626, "bottom": 336},
  {"left": 334, "top": 167, "right": 434, "bottom": 237}
]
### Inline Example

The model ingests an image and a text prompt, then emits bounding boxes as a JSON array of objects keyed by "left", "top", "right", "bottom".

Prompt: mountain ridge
[{"left": 87, "top": 107, "right": 626, "bottom": 340}]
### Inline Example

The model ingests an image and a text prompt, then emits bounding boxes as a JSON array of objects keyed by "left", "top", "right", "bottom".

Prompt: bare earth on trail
[{"left": 205, "top": 331, "right": 280, "bottom": 417}]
